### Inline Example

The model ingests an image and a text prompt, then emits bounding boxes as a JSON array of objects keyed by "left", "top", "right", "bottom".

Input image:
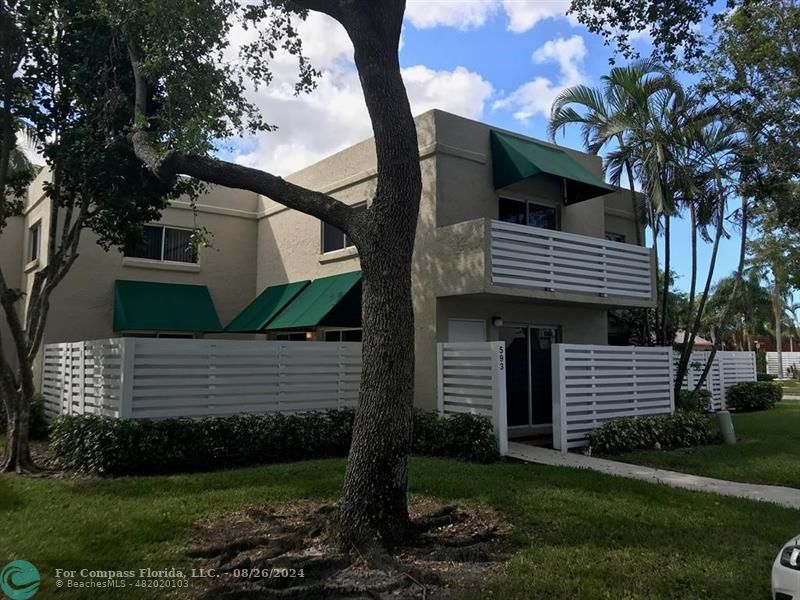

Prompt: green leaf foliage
[
  {"left": 588, "top": 412, "right": 721, "bottom": 454},
  {"left": 49, "top": 409, "right": 499, "bottom": 475},
  {"left": 726, "top": 381, "right": 782, "bottom": 412},
  {"left": 676, "top": 389, "right": 713, "bottom": 413}
]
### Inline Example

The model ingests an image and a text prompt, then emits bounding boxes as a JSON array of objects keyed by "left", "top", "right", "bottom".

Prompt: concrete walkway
[{"left": 506, "top": 442, "right": 800, "bottom": 510}]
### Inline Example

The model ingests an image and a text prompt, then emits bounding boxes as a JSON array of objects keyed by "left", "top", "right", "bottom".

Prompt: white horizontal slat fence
[
  {"left": 42, "top": 339, "right": 123, "bottom": 418},
  {"left": 437, "top": 341, "right": 508, "bottom": 455},
  {"left": 42, "top": 338, "right": 362, "bottom": 420},
  {"left": 489, "top": 220, "right": 654, "bottom": 301},
  {"left": 552, "top": 344, "right": 674, "bottom": 451},
  {"left": 766, "top": 351, "right": 800, "bottom": 377},
  {"left": 674, "top": 350, "right": 757, "bottom": 411}
]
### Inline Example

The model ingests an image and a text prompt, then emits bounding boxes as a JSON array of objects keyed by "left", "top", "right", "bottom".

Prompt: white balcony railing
[{"left": 489, "top": 220, "right": 653, "bottom": 301}]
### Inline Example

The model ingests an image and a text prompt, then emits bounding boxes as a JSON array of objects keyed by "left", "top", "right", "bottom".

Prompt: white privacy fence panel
[
  {"left": 437, "top": 342, "right": 508, "bottom": 455},
  {"left": 674, "top": 351, "right": 757, "bottom": 411},
  {"left": 42, "top": 339, "right": 123, "bottom": 419},
  {"left": 42, "top": 338, "right": 362, "bottom": 420},
  {"left": 552, "top": 345, "right": 674, "bottom": 451},
  {"left": 766, "top": 352, "right": 800, "bottom": 377},
  {"left": 489, "top": 220, "right": 654, "bottom": 301}
]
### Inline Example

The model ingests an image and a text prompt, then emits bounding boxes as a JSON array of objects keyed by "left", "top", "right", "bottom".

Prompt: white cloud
[
  {"left": 404, "top": 0, "right": 498, "bottom": 31},
  {"left": 502, "top": 0, "right": 576, "bottom": 33},
  {"left": 229, "top": 13, "right": 493, "bottom": 175},
  {"left": 492, "top": 35, "right": 587, "bottom": 122},
  {"left": 404, "top": 0, "right": 574, "bottom": 32}
]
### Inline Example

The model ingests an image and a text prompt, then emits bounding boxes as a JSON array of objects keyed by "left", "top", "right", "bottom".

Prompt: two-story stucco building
[{"left": 0, "top": 109, "right": 654, "bottom": 438}]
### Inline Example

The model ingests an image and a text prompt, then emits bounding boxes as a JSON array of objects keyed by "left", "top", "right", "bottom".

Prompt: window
[
  {"left": 498, "top": 198, "right": 558, "bottom": 230},
  {"left": 276, "top": 332, "right": 309, "bottom": 341},
  {"left": 124, "top": 332, "right": 195, "bottom": 339},
  {"left": 605, "top": 232, "right": 626, "bottom": 243},
  {"left": 322, "top": 221, "right": 355, "bottom": 254},
  {"left": 125, "top": 225, "right": 197, "bottom": 263},
  {"left": 28, "top": 222, "right": 41, "bottom": 262},
  {"left": 324, "top": 329, "right": 362, "bottom": 342}
]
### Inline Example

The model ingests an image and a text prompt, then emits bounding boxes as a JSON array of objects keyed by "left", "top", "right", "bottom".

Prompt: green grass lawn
[
  {"left": 1, "top": 458, "right": 798, "bottom": 599},
  {"left": 613, "top": 401, "right": 800, "bottom": 488},
  {"left": 779, "top": 380, "right": 800, "bottom": 395}
]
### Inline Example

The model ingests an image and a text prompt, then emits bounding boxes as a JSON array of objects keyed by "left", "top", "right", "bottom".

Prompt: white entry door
[{"left": 448, "top": 319, "right": 487, "bottom": 343}]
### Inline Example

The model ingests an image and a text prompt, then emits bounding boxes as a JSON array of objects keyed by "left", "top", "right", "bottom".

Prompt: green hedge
[
  {"left": 676, "top": 389, "right": 713, "bottom": 413},
  {"left": 588, "top": 412, "right": 721, "bottom": 454},
  {"left": 49, "top": 409, "right": 499, "bottom": 475},
  {"left": 756, "top": 373, "right": 775, "bottom": 382},
  {"left": 726, "top": 381, "right": 782, "bottom": 412}
]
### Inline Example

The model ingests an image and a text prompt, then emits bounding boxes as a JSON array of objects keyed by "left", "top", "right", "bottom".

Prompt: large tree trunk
[
  {"left": 1, "top": 371, "right": 36, "bottom": 473},
  {"left": 128, "top": 0, "right": 421, "bottom": 548},
  {"left": 340, "top": 250, "right": 416, "bottom": 546}
]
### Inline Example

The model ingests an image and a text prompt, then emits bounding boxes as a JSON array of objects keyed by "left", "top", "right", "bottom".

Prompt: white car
[{"left": 773, "top": 535, "right": 800, "bottom": 600}]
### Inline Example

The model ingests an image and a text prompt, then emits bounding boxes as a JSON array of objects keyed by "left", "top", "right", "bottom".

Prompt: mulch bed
[{"left": 187, "top": 499, "right": 511, "bottom": 599}]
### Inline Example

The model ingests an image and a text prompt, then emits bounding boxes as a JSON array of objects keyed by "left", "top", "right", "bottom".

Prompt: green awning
[
  {"left": 490, "top": 130, "right": 615, "bottom": 203},
  {"left": 113, "top": 280, "right": 222, "bottom": 333},
  {"left": 225, "top": 281, "right": 310, "bottom": 332},
  {"left": 266, "top": 271, "right": 362, "bottom": 331}
]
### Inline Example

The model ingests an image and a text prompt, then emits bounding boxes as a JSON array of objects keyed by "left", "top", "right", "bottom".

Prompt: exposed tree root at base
[{"left": 188, "top": 500, "right": 510, "bottom": 599}]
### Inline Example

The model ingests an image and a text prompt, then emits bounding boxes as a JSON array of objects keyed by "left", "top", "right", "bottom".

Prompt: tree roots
[{"left": 189, "top": 500, "right": 509, "bottom": 600}]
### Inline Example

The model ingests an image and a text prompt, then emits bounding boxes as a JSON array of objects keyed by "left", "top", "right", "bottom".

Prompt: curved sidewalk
[{"left": 506, "top": 442, "right": 800, "bottom": 510}]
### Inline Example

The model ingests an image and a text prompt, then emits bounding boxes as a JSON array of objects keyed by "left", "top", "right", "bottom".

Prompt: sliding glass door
[{"left": 498, "top": 325, "right": 560, "bottom": 430}]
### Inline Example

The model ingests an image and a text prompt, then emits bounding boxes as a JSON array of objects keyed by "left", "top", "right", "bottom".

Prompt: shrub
[
  {"left": 588, "top": 412, "right": 721, "bottom": 454},
  {"left": 726, "top": 381, "right": 782, "bottom": 412},
  {"left": 49, "top": 409, "right": 498, "bottom": 475},
  {"left": 413, "top": 411, "right": 498, "bottom": 463},
  {"left": 676, "top": 389, "right": 713, "bottom": 413},
  {"left": 756, "top": 372, "right": 775, "bottom": 382}
]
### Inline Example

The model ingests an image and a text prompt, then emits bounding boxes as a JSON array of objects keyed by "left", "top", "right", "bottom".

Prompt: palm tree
[
  {"left": 748, "top": 231, "right": 800, "bottom": 377},
  {"left": 549, "top": 59, "right": 685, "bottom": 344}
]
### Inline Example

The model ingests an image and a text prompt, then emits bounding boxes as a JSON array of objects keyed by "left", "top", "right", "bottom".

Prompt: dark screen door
[{"left": 500, "top": 325, "right": 559, "bottom": 428}]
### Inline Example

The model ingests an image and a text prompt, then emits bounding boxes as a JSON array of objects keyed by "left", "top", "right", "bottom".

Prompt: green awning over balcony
[
  {"left": 490, "top": 130, "right": 615, "bottom": 203},
  {"left": 266, "top": 271, "right": 362, "bottom": 331},
  {"left": 225, "top": 281, "right": 310, "bottom": 332},
  {"left": 113, "top": 280, "right": 223, "bottom": 333}
]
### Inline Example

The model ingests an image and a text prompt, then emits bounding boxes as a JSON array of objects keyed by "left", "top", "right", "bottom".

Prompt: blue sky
[{"left": 226, "top": 1, "right": 741, "bottom": 293}]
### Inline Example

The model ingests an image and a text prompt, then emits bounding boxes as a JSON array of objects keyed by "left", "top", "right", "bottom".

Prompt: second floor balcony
[{"left": 434, "top": 218, "right": 656, "bottom": 308}]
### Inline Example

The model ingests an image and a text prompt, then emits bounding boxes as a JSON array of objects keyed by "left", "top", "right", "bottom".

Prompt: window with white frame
[
  {"left": 498, "top": 198, "right": 559, "bottom": 230},
  {"left": 28, "top": 222, "right": 41, "bottom": 262},
  {"left": 324, "top": 329, "right": 362, "bottom": 342},
  {"left": 124, "top": 225, "right": 197, "bottom": 264},
  {"left": 605, "top": 231, "right": 626, "bottom": 243},
  {"left": 321, "top": 221, "right": 355, "bottom": 254},
  {"left": 275, "top": 332, "right": 310, "bottom": 341}
]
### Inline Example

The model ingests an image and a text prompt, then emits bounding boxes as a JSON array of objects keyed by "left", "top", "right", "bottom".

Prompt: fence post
[
  {"left": 551, "top": 343, "right": 567, "bottom": 452},
  {"left": 58, "top": 343, "right": 67, "bottom": 416},
  {"left": 119, "top": 338, "right": 135, "bottom": 418},
  {"left": 436, "top": 344, "right": 444, "bottom": 416},
  {"left": 490, "top": 341, "right": 508, "bottom": 456},
  {"left": 78, "top": 341, "right": 86, "bottom": 415},
  {"left": 667, "top": 348, "right": 675, "bottom": 413}
]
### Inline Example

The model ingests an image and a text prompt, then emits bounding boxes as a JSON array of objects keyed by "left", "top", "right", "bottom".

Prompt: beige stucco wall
[
  {"left": 17, "top": 175, "right": 259, "bottom": 346},
  {"left": 254, "top": 109, "right": 639, "bottom": 408}
]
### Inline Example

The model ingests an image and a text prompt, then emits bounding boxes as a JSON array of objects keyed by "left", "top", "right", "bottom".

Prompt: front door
[{"left": 499, "top": 325, "right": 560, "bottom": 432}]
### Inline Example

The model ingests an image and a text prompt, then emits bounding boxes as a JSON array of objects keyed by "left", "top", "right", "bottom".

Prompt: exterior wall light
[
  {"left": 305, "top": 331, "right": 314, "bottom": 340},
  {"left": 492, "top": 316, "right": 503, "bottom": 328}
]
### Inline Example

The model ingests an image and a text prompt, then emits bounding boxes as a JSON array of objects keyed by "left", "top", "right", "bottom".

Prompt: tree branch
[{"left": 126, "top": 38, "right": 357, "bottom": 237}]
